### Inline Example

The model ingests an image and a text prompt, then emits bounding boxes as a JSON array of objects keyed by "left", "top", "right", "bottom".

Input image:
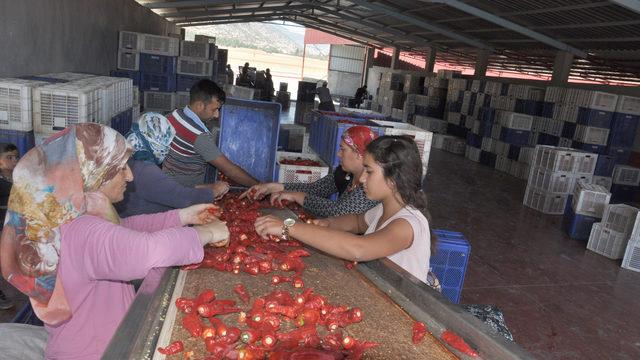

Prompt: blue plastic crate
[
  {"left": 577, "top": 107, "right": 613, "bottom": 128},
  {"left": 140, "top": 73, "right": 176, "bottom": 92},
  {"left": 110, "top": 108, "right": 133, "bottom": 136},
  {"left": 110, "top": 69, "right": 140, "bottom": 86},
  {"left": 447, "top": 123, "right": 468, "bottom": 138},
  {"left": 466, "top": 133, "right": 482, "bottom": 148},
  {"left": 478, "top": 107, "right": 496, "bottom": 123},
  {"left": 572, "top": 141, "right": 607, "bottom": 154},
  {"left": 562, "top": 206, "right": 599, "bottom": 241},
  {"left": 537, "top": 133, "right": 560, "bottom": 146},
  {"left": 479, "top": 150, "right": 496, "bottom": 167},
  {"left": 430, "top": 229, "right": 470, "bottom": 304},
  {"left": 608, "top": 113, "right": 640, "bottom": 148},
  {"left": 0, "top": 129, "right": 35, "bottom": 156},
  {"left": 561, "top": 122, "right": 577, "bottom": 139},
  {"left": 139, "top": 53, "right": 177, "bottom": 75},
  {"left": 542, "top": 102, "right": 554, "bottom": 118},
  {"left": 479, "top": 120, "right": 493, "bottom": 137},
  {"left": 448, "top": 101, "right": 462, "bottom": 113},
  {"left": 11, "top": 303, "right": 44, "bottom": 326},
  {"left": 608, "top": 147, "right": 632, "bottom": 165},
  {"left": 277, "top": 129, "right": 290, "bottom": 151},
  {"left": 508, "top": 144, "right": 521, "bottom": 160},
  {"left": 500, "top": 128, "right": 530, "bottom": 145},
  {"left": 219, "top": 98, "right": 280, "bottom": 182},
  {"left": 176, "top": 74, "right": 209, "bottom": 92},
  {"left": 594, "top": 155, "right": 616, "bottom": 177},
  {"left": 610, "top": 184, "right": 639, "bottom": 204}
]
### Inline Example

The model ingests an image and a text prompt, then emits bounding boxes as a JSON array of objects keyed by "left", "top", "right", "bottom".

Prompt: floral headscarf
[
  {"left": 342, "top": 125, "right": 378, "bottom": 155},
  {"left": 0, "top": 124, "right": 132, "bottom": 325},
  {"left": 126, "top": 112, "right": 176, "bottom": 165}
]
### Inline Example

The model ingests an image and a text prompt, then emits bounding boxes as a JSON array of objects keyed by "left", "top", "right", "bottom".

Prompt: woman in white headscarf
[{"left": 117, "top": 112, "right": 230, "bottom": 216}]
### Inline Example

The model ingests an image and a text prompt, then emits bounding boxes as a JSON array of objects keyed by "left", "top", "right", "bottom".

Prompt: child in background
[
  {"left": 255, "top": 135, "right": 432, "bottom": 283},
  {"left": 0, "top": 143, "right": 18, "bottom": 310}
]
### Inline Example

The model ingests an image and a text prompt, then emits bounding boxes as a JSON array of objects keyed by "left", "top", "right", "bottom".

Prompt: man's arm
[{"left": 210, "top": 155, "right": 258, "bottom": 187}]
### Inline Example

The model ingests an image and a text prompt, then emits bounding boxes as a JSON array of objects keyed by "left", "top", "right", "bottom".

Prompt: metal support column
[
  {"left": 474, "top": 49, "right": 490, "bottom": 77},
  {"left": 551, "top": 51, "right": 574, "bottom": 84},
  {"left": 424, "top": 47, "right": 437, "bottom": 73},
  {"left": 391, "top": 48, "right": 400, "bottom": 70}
]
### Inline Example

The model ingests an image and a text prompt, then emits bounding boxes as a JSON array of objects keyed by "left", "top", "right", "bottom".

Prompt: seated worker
[
  {"left": 0, "top": 124, "right": 229, "bottom": 359},
  {"left": 116, "top": 112, "right": 230, "bottom": 217},
  {"left": 316, "top": 82, "right": 335, "bottom": 112},
  {"left": 242, "top": 126, "right": 378, "bottom": 218},
  {"left": 255, "top": 135, "right": 431, "bottom": 282},
  {"left": 163, "top": 79, "right": 259, "bottom": 188}
]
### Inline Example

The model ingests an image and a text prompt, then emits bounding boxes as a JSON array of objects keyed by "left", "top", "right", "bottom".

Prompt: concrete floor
[{"left": 425, "top": 148, "right": 640, "bottom": 360}]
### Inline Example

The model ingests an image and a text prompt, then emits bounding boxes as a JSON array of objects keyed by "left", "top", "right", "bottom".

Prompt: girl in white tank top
[{"left": 255, "top": 135, "right": 431, "bottom": 283}]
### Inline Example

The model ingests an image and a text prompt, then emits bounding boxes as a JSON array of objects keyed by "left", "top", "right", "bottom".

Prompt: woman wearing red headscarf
[{"left": 242, "top": 126, "right": 378, "bottom": 218}]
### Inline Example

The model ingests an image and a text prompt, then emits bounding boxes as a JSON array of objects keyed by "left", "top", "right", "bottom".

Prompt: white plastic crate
[
  {"left": 371, "top": 120, "right": 433, "bottom": 166},
  {"left": 141, "top": 34, "right": 179, "bottom": 56},
  {"left": 75, "top": 77, "right": 133, "bottom": 123},
  {"left": 277, "top": 151, "right": 329, "bottom": 184},
  {"left": 510, "top": 162, "right": 529, "bottom": 180},
  {"left": 177, "top": 57, "right": 214, "bottom": 77},
  {"left": 574, "top": 152, "right": 598, "bottom": 175},
  {"left": 481, "top": 137, "right": 495, "bottom": 153},
  {"left": 587, "top": 223, "right": 628, "bottom": 260},
  {"left": 616, "top": 96, "right": 640, "bottom": 116},
  {"left": 41, "top": 72, "right": 96, "bottom": 81},
  {"left": 498, "top": 111, "right": 533, "bottom": 131},
  {"left": 119, "top": 31, "right": 141, "bottom": 51},
  {"left": 533, "top": 145, "right": 579, "bottom": 173},
  {"left": 414, "top": 115, "right": 448, "bottom": 133},
  {"left": 613, "top": 165, "right": 640, "bottom": 186},
  {"left": 133, "top": 86, "right": 140, "bottom": 106},
  {"left": 559, "top": 137, "right": 572, "bottom": 148},
  {"left": 572, "top": 180, "right": 611, "bottom": 218},
  {"left": 593, "top": 176, "right": 612, "bottom": 191},
  {"left": 143, "top": 91, "right": 175, "bottom": 113},
  {"left": 432, "top": 134, "right": 454, "bottom": 149},
  {"left": 0, "top": 78, "right": 50, "bottom": 131},
  {"left": 175, "top": 91, "right": 190, "bottom": 109},
  {"left": 602, "top": 204, "right": 640, "bottom": 236},
  {"left": 33, "top": 85, "right": 98, "bottom": 134},
  {"left": 584, "top": 91, "right": 618, "bottom": 112},
  {"left": 495, "top": 155, "right": 511, "bottom": 173},
  {"left": 465, "top": 145, "right": 481, "bottom": 162},
  {"left": 494, "top": 141, "right": 509, "bottom": 157},
  {"left": 442, "top": 137, "right": 465, "bottom": 155},
  {"left": 180, "top": 40, "right": 210, "bottom": 59},
  {"left": 523, "top": 188, "right": 569, "bottom": 215},
  {"left": 622, "top": 239, "right": 640, "bottom": 272},
  {"left": 518, "top": 146, "right": 535, "bottom": 164},
  {"left": 117, "top": 50, "right": 140, "bottom": 71},
  {"left": 132, "top": 106, "right": 140, "bottom": 124},
  {"left": 224, "top": 85, "right": 255, "bottom": 100},
  {"left": 574, "top": 125, "right": 609, "bottom": 146},
  {"left": 527, "top": 167, "right": 575, "bottom": 194}
]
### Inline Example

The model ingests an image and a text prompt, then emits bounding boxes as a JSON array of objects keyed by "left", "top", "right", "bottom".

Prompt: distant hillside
[{"left": 185, "top": 23, "right": 328, "bottom": 59}]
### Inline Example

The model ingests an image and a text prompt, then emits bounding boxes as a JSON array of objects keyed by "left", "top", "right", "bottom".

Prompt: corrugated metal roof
[{"left": 137, "top": 0, "right": 640, "bottom": 84}]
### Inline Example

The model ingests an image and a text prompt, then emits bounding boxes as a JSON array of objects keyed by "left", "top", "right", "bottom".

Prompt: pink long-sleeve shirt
[{"left": 44, "top": 210, "right": 203, "bottom": 360}]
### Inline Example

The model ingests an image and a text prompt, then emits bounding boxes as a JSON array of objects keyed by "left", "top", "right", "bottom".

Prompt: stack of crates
[
  {"left": 572, "top": 91, "right": 618, "bottom": 154},
  {"left": 430, "top": 229, "right": 471, "bottom": 304},
  {"left": 370, "top": 120, "right": 433, "bottom": 175},
  {"left": 622, "top": 222, "right": 640, "bottom": 272},
  {"left": 176, "top": 39, "right": 215, "bottom": 97},
  {"left": 588, "top": 204, "right": 639, "bottom": 259},
  {"left": 563, "top": 180, "right": 611, "bottom": 240},
  {"left": 113, "top": 31, "right": 143, "bottom": 86},
  {"left": 523, "top": 145, "right": 598, "bottom": 214},
  {"left": 610, "top": 165, "right": 640, "bottom": 203}
]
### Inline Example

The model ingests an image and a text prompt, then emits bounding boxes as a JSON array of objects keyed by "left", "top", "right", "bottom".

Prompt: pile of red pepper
[
  {"left": 159, "top": 287, "right": 378, "bottom": 359},
  {"left": 279, "top": 158, "right": 323, "bottom": 167}
]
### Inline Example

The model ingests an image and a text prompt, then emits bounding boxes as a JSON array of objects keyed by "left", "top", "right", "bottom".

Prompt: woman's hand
[
  {"left": 240, "top": 183, "right": 284, "bottom": 199},
  {"left": 194, "top": 218, "right": 230, "bottom": 247},
  {"left": 254, "top": 215, "right": 284, "bottom": 239},
  {"left": 179, "top": 203, "right": 221, "bottom": 226},
  {"left": 270, "top": 191, "right": 305, "bottom": 207}
]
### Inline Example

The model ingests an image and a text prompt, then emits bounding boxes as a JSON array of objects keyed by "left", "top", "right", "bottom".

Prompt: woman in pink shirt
[{"left": 0, "top": 124, "right": 229, "bottom": 359}]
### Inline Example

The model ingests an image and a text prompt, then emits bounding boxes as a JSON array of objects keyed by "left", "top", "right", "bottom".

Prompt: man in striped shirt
[{"left": 163, "top": 80, "right": 258, "bottom": 187}]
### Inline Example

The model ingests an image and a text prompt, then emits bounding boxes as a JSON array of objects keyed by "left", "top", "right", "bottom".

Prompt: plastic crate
[
  {"left": 276, "top": 151, "right": 329, "bottom": 184},
  {"left": 594, "top": 155, "right": 616, "bottom": 177},
  {"left": 495, "top": 155, "right": 512, "bottom": 173},
  {"left": 430, "top": 229, "right": 470, "bottom": 304},
  {"left": 622, "top": 239, "right": 640, "bottom": 272},
  {"left": 572, "top": 180, "right": 610, "bottom": 217},
  {"left": 576, "top": 107, "right": 613, "bottom": 128},
  {"left": 33, "top": 85, "right": 98, "bottom": 134},
  {"left": 119, "top": 31, "right": 141, "bottom": 51},
  {"left": 601, "top": 204, "right": 639, "bottom": 236},
  {"left": 523, "top": 188, "right": 569, "bottom": 215},
  {"left": 572, "top": 141, "right": 607, "bottom": 155},
  {"left": 140, "top": 73, "right": 176, "bottom": 92},
  {"left": 610, "top": 184, "right": 638, "bottom": 203},
  {"left": 510, "top": 161, "right": 530, "bottom": 180},
  {"left": 110, "top": 69, "right": 140, "bottom": 87},
  {"left": 616, "top": 96, "right": 640, "bottom": 116},
  {"left": 175, "top": 91, "right": 190, "bottom": 109},
  {"left": 465, "top": 145, "right": 481, "bottom": 162},
  {"left": 180, "top": 40, "right": 210, "bottom": 59},
  {"left": 143, "top": 91, "right": 175, "bottom": 113},
  {"left": 224, "top": 85, "right": 256, "bottom": 100},
  {"left": 176, "top": 74, "right": 208, "bottom": 92},
  {"left": 593, "top": 176, "right": 612, "bottom": 191},
  {"left": 177, "top": 57, "right": 213, "bottom": 77},
  {"left": 587, "top": 223, "right": 629, "bottom": 259},
  {"left": 563, "top": 206, "right": 600, "bottom": 240},
  {"left": 613, "top": 165, "right": 640, "bottom": 186},
  {"left": 466, "top": 133, "right": 482, "bottom": 148},
  {"left": 499, "top": 128, "right": 530, "bottom": 145},
  {"left": 141, "top": 34, "right": 179, "bottom": 56},
  {"left": 117, "top": 50, "right": 139, "bottom": 71},
  {"left": 442, "top": 137, "right": 465, "bottom": 155},
  {"left": 279, "top": 124, "right": 306, "bottom": 152},
  {"left": 0, "top": 79, "right": 49, "bottom": 132},
  {"left": 480, "top": 150, "right": 497, "bottom": 168},
  {"left": 0, "top": 129, "right": 35, "bottom": 156},
  {"left": 414, "top": 115, "right": 448, "bottom": 133},
  {"left": 110, "top": 107, "right": 133, "bottom": 136},
  {"left": 219, "top": 98, "right": 280, "bottom": 182},
  {"left": 532, "top": 146, "right": 579, "bottom": 173},
  {"left": 608, "top": 113, "right": 640, "bottom": 148},
  {"left": 527, "top": 167, "right": 575, "bottom": 194},
  {"left": 371, "top": 120, "right": 433, "bottom": 168},
  {"left": 574, "top": 125, "right": 609, "bottom": 146},
  {"left": 497, "top": 111, "right": 533, "bottom": 130},
  {"left": 583, "top": 91, "right": 618, "bottom": 112},
  {"left": 139, "top": 53, "right": 177, "bottom": 75},
  {"left": 11, "top": 303, "right": 44, "bottom": 326}
]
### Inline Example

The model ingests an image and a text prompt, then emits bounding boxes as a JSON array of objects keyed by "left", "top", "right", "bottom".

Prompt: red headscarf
[{"left": 342, "top": 125, "right": 377, "bottom": 155}]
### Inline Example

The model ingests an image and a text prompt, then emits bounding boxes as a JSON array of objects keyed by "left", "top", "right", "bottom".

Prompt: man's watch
[{"left": 281, "top": 218, "right": 296, "bottom": 241}]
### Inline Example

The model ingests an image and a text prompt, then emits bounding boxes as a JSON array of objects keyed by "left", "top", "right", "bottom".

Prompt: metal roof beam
[
  {"left": 144, "top": 0, "right": 270, "bottom": 9},
  {"left": 174, "top": 13, "right": 300, "bottom": 24},
  {"left": 179, "top": 16, "right": 288, "bottom": 26},
  {"left": 349, "top": 0, "right": 492, "bottom": 50},
  {"left": 426, "top": 0, "right": 587, "bottom": 58},
  {"left": 610, "top": 0, "right": 640, "bottom": 14},
  {"left": 164, "top": 4, "right": 312, "bottom": 18},
  {"left": 296, "top": 13, "right": 396, "bottom": 48}
]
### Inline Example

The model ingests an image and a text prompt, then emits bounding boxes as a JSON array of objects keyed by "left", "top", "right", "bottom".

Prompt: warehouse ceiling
[{"left": 137, "top": 0, "right": 640, "bottom": 84}]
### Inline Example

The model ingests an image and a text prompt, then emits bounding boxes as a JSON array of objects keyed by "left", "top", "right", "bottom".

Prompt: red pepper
[
  {"left": 276, "top": 324, "right": 317, "bottom": 342},
  {"left": 346, "top": 307, "right": 363, "bottom": 323},
  {"left": 412, "top": 321, "right": 428, "bottom": 344},
  {"left": 181, "top": 263, "right": 201, "bottom": 270},
  {"left": 241, "top": 328, "right": 261, "bottom": 344},
  {"left": 441, "top": 330, "right": 479, "bottom": 357},
  {"left": 296, "top": 308, "right": 320, "bottom": 327},
  {"left": 207, "top": 206, "right": 222, "bottom": 217},
  {"left": 322, "top": 331, "right": 344, "bottom": 351},
  {"left": 157, "top": 340, "right": 184, "bottom": 355},
  {"left": 271, "top": 275, "right": 291, "bottom": 285},
  {"left": 233, "top": 284, "right": 251, "bottom": 304},
  {"left": 209, "top": 317, "right": 228, "bottom": 337},
  {"left": 263, "top": 290, "right": 295, "bottom": 306},
  {"left": 292, "top": 276, "right": 305, "bottom": 288},
  {"left": 265, "top": 301, "right": 299, "bottom": 319},
  {"left": 349, "top": 340, "right": 379, "bottom": 360},
  {"left": 342, "top": 335, "right": 356, "bottom": 350},
  {"left": 258, "top": 260, "right": 273, "bottom": 274},
  {"left": 175, "top": 297, "right": 197, "bottom": 314},
  {"left": 344, "top": 261, "right": 357, "bottom": 270},
  {"left": 261, "top": 332, "right": 277, "bottom": 349},
  {"left": 204, "top": 338, "right": 236, "bottom": 356},
  {"left": 201, "top": 326, "right": 216, "bottom": 339},
  {"left": 303, "top": 294, "right": 327, "bottom": 310},
  {"left": 242, "top": 262, "right": 260, "bottom": 276},
  {"left": 182, "top": 313, "right": 204, "bottom": 337},
  {"left": 224, "top": 327, "right": 241, "bottom": 343},
  {"left": 197, "top": 303, "right": 240, "bottom": 317},
  {"left": 287, "top": 249, "right": 311, "bottom": 258},
  {"left": 279, "top": 257, "right": 305, "bottom": 274},
  {"left": 262, "top": 314, "right": 281, "bottom": 331},
  {"left": 196, "top": 289, "right": 216, "bottom": 305}
]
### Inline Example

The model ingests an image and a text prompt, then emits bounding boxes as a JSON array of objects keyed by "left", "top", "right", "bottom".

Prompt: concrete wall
[{"left": 0, "top": 0, "right": 178, "bottom": 77}]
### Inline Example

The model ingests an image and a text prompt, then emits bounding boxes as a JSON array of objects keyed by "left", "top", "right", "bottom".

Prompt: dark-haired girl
[{"left": 255, "top": 135, "right": 431, "bottom": 282}]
